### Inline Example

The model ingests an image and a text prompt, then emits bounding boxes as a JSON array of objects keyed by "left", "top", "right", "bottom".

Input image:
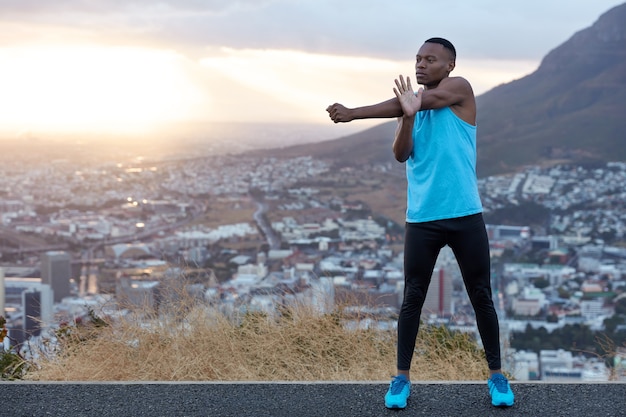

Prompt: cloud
[
  {"left": 0, "top": 0, "right": 621, "bottom": 62},
  {"left": 199, "top": 47, "right": 409, "bottom": 120},
  {"left": 0, "top": 0, "right": 275, "bottom": 15},
  {"left": 1, "top": 0, "right": 618, "bottom": 133}
]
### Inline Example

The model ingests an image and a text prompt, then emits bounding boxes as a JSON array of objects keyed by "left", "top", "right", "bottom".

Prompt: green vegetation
[
  {"left": 510, "top": 321, "right": 626, "bottom": 366},
  {"left": 0, "top": 316, "right": 29, "bottom": 380}
]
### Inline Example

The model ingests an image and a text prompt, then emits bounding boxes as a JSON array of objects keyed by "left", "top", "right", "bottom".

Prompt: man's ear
[{"left": 447, "top": 61, "right": 456, "bottom": 73}]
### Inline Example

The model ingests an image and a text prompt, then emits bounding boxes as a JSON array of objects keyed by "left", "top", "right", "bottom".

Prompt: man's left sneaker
[
  {"left": 487, "top": 373, "right": 514, "bottom": 407},
  {"left": 384, "top": 374, "right": 411, "bottom": 409}
]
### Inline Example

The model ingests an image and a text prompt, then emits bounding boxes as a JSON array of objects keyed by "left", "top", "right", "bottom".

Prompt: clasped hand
[{"left": 325, "top": 103, "right": 351, "bottom": 123}]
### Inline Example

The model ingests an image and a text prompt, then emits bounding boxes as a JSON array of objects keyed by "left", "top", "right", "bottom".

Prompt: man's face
[{"left": 414, "top": 43, "right": 455, "bottom": 87}]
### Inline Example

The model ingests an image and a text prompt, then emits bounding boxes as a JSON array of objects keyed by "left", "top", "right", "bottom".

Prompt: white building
[
  {"left": 510, "top": 350, "right": 540, "bottom": 381},
  {"left": 540, "top": 349, "right": 574, "bottom": 380}
]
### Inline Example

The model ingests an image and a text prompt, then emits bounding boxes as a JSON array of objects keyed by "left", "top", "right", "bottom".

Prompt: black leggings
[{"left": 397, "top": 213, "right": 501, "bottom": 371}]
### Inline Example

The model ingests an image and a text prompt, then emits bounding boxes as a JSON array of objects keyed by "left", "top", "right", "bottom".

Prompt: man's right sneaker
[
  {"left": 384, "top": 374, "right": 411, "bottom": 409},
  {"left": 488, "top": 373, "right": 514, "bottom": 407}
]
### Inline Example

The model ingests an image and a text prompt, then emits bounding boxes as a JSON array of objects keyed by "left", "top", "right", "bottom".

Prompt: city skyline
[{"left": 2, "top": 153, "right": 625, "bottom": 383}]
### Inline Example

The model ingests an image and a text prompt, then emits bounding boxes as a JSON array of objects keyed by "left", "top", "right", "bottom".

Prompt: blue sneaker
[
  {"left": 488, "top": 373, "right": 514, "bottom": 407},
  {"left": 385, "top": 374, "right": 411, "bottom": 409}
]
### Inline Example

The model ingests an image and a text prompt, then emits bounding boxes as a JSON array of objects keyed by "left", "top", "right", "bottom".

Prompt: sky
[{"left": 0, "top": 0, "right": 623, "bottom": 137}]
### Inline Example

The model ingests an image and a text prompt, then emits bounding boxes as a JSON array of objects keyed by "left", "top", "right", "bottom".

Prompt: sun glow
[
  {"left": 0, "top": 45, "right": 209, "bottom": 134},
  {"left": 199, "top": 48, "right": 409, "bottom": 123},
  {"left": 199, "top": 48, "right": 538, "bottom": 124},
  {"left": 0, "top": 43, "right": 539, "bottom": 135}
]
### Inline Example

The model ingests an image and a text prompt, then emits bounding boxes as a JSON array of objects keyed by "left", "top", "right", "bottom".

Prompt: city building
[
  {"left": 40, "top": 251, "right": 71, "bottom": 302},
  {"left": 423, "top": 266, "right": 453, "bottom": 317},
  {"left": 0, "top": 267, "right": 5, "bottom": 317},
  {"left": 510, "top": 350, "right": 540, "bottom": 381}
]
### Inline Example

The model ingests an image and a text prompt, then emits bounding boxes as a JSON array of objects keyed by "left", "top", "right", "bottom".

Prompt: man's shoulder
[
  {"left": 440, "top": 77, "right": 476, "bottom": 123},
  {"left": 441, "top": 76, "right": 476, "bottom": 103},
  {"left": 441, "top": 76, "right": 473, "bottom": 88}
]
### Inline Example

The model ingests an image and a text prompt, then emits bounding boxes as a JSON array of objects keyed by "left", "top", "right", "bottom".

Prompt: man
[{"left": 326, "top": 38, "right": 514, "bottom": 409}]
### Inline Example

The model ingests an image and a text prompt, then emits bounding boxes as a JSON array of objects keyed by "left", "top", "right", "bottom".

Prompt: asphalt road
[{"left": 1, "top": 381, "right": 624, "bottom": 417}]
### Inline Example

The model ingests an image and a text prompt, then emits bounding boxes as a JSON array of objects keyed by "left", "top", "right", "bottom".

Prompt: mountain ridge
[
  {"left": 475, "top": 2, "right": 626, "bottom": 176},
  {"left": 257, "top": 3, "right": 626, "bottom": 178}
]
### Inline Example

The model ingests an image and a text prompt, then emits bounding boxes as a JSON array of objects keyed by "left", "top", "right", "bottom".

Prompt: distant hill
[
  {"left": 475, "top": 2, "right": 626, "bottom": 176},
  {"left": 260, "top": 3, "right": 626, "bottom": 178},
  {"left": 253, "top": 121, "right": 398, "bottom": 169}
]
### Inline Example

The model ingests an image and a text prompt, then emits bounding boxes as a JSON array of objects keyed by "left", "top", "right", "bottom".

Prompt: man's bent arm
[
  {"left": 392, "top": 116, "right": 414, "bottom": 162},
  {"left": 392, "top": 77, "right": 421, "bottom": 162}
]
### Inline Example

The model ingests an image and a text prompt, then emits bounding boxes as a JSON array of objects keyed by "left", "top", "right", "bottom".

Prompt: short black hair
[{"left": 424, "top": 37, "right": 456, "bottom": 61}]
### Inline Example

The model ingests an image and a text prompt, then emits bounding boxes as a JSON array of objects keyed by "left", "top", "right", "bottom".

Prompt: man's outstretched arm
[{"left": 326, "top": 98, "right": 403, "bottom": 123}]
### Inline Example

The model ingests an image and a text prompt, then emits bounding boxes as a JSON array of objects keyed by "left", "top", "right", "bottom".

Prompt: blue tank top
[{"left": 405, "top": 107, "right": 482, "bottom": 223}]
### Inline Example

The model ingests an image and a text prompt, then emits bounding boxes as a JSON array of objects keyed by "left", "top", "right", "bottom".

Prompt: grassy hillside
[{"left": 22, "top": 299, "right": 489, "bottom": 382}]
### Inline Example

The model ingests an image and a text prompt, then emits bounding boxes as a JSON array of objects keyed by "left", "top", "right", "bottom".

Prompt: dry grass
[{"left": 28, "top": 296, "right": 490, "bottom": 382}]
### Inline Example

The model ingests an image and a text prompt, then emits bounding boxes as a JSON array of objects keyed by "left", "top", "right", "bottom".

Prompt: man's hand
[
  {"left": 393, "top": 75, "right": 422, "bottom": 117},
  {"left": 326, "top": 103, "right": 354, "bottom": 123}
]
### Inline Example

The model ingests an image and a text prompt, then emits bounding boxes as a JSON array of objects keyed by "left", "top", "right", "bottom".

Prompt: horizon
[
  {"left": 0, "top": 120, "right": 382, "bottom": 164},
  {"left": 0, "top": 120, "right": 373, "bottom": 147}
]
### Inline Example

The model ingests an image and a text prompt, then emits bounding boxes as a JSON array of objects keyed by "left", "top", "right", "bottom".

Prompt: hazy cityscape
[{"left": 1, "top": 138, "right": 625, "bottom": 382}]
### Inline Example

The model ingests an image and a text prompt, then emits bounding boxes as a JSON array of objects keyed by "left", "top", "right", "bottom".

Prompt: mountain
[
  {"left": 475, "top": 2, "right": 626, "bottom": 176},
  {"left": 260, "top": 3, "right": 626, "bottom": 177}
]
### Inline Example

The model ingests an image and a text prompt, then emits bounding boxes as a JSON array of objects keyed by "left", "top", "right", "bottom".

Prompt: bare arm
[
  {"left": 392, "top": 76, "right": 423, "bottom": 162},
  {"left": 326, "top": 98, "right": 403, "bottom": 123},
  {"left": 392, "top": 116, "right": 414, "bottom": 162},
  {"left": 326, "top": 76, "right": 474, "bottom": 125}
]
